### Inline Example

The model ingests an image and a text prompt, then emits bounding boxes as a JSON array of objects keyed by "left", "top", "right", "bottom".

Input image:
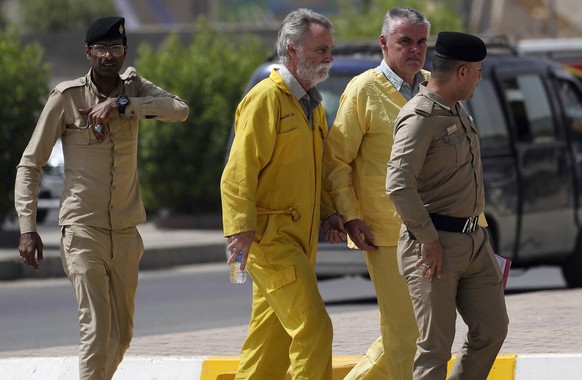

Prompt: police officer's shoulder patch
[
  {"left": 414, "top": 97, "right": 434, "bottom": 117},
  {"left": 55, "top": 77, "right": 86, "bottom": 93}
]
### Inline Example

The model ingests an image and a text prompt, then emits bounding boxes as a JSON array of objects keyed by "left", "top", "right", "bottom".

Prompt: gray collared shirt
[
  {"left": 378, "top": 60, "right": 425, "bottom": 101},
  {"left": 278, "top": 65, "right": 323, "bottom": 123}
]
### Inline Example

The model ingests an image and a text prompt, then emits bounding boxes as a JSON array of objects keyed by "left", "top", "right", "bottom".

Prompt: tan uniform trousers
[
  {"left": 345, "top": 246, "right": 418, "bottom": 380},
  {"left": 398, "top": 226, "right": 508, "bottom": 380},
  {"left": 60, "top": 225, "right": 143, "bottom": 380},
  {"left": 235, "top": 242, "right": 333, "bottom": 380}
]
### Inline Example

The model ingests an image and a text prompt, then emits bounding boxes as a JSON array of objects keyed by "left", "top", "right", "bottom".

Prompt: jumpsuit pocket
[
  {"left": 272, "top": 128, "right": 301, "bottom": 166},
  {"left": 264, "top": 266, "right": 296, "bottom": 293}
]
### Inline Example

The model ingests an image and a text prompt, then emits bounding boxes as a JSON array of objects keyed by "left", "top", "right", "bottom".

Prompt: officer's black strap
[{"left": 407, "top": 214, "right": 479, "bottom": 240}]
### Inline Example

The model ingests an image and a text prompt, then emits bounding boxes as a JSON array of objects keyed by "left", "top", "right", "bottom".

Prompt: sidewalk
[
  {"left": 0, "top": 221, "right": 226, "bottom": 281},
  {"left": 1, "top": 220, "right": 582, "bottom": 379}
]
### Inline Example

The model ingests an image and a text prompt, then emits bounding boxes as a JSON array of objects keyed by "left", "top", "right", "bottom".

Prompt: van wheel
[{"left": 562, "top": 232, "right": 582, "bottom": 288}]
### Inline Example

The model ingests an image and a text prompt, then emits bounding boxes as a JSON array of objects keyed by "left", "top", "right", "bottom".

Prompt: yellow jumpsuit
[
  {"left": 221, "top": 69, "right": 334, "bottom": 380},
  {"left": 323, "top": 67, "right": 429, "bottom": 380}
]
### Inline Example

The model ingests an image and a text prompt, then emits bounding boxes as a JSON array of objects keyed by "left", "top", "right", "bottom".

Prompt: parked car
[
  {"left": 37, "top": 139, "right": 64, "bottom": 223},
  {"left": 516, "top": 37, "right": 582, "bottom": 80},
  {"left": 231, "top": 41, "right": 582, "bottom": 288}
]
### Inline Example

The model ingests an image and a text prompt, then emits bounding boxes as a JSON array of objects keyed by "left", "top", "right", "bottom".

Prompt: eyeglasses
[{"left": 90, "top": 44, "right": 126, "bottom": 58}]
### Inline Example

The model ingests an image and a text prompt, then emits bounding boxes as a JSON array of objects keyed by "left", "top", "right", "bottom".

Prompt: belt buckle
[{"left": 462, "top": 216, "right": 478, "bottom": 233}]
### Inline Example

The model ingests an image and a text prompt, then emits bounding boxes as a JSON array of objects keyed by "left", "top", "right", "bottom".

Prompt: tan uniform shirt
[
  {"left": 387, "top": 83, "right": 485, "bottom": 244},
  {"left": 15, "top": 67, "right": 189, "bottom": 233}
]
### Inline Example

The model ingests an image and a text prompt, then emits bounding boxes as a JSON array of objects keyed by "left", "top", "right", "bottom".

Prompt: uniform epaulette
[
  {"left": 414, "top": 97, "right": 434, "bottom": 117},
  {"left": 120, "top": 66, "right": 137, "bottom": 81},
  {"left": 54, "top": 77, "right": 86, "bottom": 93}
]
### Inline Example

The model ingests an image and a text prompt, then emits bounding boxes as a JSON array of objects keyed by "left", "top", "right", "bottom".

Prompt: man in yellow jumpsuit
[
  {"left": 220, "top": 8, "right": 342, "bottom": 380},
  {"left": 322, "top": 8, "right": 430, "bottom": 380},
  {"left": 15, "top": 17, "right": 189, "bottom": 380}
]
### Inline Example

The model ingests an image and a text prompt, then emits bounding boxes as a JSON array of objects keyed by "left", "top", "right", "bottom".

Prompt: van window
[
  {"left": 501, "top": 74, "right": 555, "bottom": 143},
  {"left": 557, "top": 78, "right": 582, "bottom": 163},
  {"left": 319, "top": 76, "right": 352, "bottom": 127},
  {"left": 466, "top": 78, "right": 510, "bottom": 150},
  {"left": 557, "top": 79, "right": 582, "bottom": 135}
]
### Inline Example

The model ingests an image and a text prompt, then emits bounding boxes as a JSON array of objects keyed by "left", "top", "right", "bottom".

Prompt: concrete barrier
[{"left": 2, "top": 354, "right": 582, "bottom": 379}]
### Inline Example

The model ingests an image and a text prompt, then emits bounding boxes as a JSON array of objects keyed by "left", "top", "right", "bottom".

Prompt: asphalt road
[
  {"left": 0, "top": 209, "right": 568, "bottom": 354},
  {"left": 0, "top": 257, "right": 567, "bottom": 354},
  {"left": 0, "top": 262, "right": 381, "bottom": 353}
]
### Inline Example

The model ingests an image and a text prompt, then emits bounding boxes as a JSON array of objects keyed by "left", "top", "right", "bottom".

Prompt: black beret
[
  {"left": 434, "top": 31, "right": 487, "bottom": 62},
  {"left": 85, "top": 16, "right": 126, "bottom": 46}
]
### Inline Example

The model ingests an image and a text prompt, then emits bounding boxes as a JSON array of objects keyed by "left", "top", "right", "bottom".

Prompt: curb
[
  {"left": 0, "top": 356, "right": 204, "bottom": 380},
  {"left": 2, "top": 354, "right": 581, "bottom": 379},
  {"left": 0, "top": 243, "right": 226, "bottom": 281}
]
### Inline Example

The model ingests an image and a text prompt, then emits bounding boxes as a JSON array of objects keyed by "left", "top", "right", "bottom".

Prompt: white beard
[{"left": 297, "top": 59, "right": 331, "bottom": 87}]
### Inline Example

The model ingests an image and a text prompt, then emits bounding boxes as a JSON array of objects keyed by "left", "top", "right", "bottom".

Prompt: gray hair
[
  {"left": 381, "top": 7, "right": 430, "bottom": 37},
  {"left": 276, "top": 8, "right": 334, "bottom": 64}
]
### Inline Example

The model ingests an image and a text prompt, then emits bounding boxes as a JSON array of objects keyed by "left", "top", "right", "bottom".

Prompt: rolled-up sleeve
[{"left": 124, "top": 77, "right": 189, "bottom": 121}]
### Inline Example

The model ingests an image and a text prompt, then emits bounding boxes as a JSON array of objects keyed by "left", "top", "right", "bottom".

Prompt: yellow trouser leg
[
  {"left": 345, "top": 246, "right": 418, "bottom": 380},
  {"left": 235, "top": 243, "right": 332, "bottom": 380}
]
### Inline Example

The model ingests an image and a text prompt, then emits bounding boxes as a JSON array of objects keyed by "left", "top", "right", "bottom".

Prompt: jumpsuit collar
[
  {"left": 278, "top": 65, "right": 323, "bottom": 103},
  {"left": 278, "top": 65, "right": 323, "bottom": 120},
  {"left": 378, "top": 60, "right": 425, "bottom": 101}
]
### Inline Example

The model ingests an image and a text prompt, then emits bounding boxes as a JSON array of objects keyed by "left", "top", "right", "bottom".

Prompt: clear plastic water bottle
[{"left": 230, "top": 253, "right": 247, "bottom": 284}]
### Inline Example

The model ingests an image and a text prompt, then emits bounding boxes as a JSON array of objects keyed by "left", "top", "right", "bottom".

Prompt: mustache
[{"left": 317, "top": 62, "right": 332, "bottom": 71}]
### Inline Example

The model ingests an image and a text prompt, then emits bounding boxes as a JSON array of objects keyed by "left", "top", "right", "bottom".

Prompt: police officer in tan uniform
[
  {"left": 323, "top": 7, "right": 430, "bottom": 380},
  {"left": 15, "top": 17, "right": 188, "bottom": 380},
  {"left": 386, "top": 32, "right": 508, "bottom": 379}
]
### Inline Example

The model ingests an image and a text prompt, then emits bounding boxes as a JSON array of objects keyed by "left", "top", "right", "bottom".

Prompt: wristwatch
[{"left": 116, "top": 95, "right": 130, "bottom": 114}]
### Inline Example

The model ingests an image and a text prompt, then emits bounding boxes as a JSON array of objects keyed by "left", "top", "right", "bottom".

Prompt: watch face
[{"left": 118, "top": 96, "right": 129, "bottom": 113}]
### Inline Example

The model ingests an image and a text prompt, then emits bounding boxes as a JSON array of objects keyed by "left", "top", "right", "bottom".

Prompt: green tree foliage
[
  {"left": 332, "top": 0, "right": 464, "bottom": 40},
  {"left": 21, "top": 0, "right": 116, "bottom": 32},
  {"left": 136, "top": 22, "right": 268, "bottom": 216},
  {"left": 0, "top": 29, "right": 50, "bottom": 225}
]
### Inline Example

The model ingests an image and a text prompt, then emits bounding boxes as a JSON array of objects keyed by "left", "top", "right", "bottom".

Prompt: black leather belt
[{"left": 408, "top": 214, "right": 479, "bottom": 240}]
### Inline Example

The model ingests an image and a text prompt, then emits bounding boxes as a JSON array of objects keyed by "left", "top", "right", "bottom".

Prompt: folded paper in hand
[{"left": 495, "top": 254, "right": 512, "bottom": 289}]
